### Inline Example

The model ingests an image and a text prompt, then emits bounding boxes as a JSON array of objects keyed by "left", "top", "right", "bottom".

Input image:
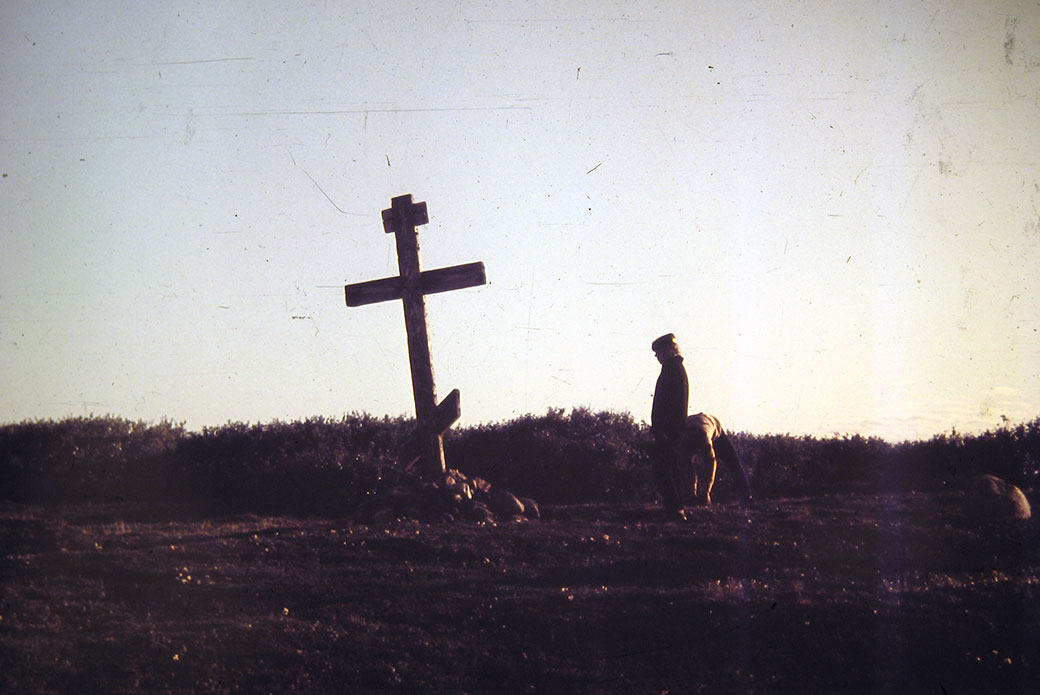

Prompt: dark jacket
[{"left": 651, "top": 355, "right": 689, "bottom": 440}]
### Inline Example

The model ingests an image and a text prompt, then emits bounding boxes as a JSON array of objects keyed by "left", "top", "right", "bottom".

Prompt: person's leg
[
  {"left": 652, "top": 439, "right": 682, "bottom": 517},
  {"left": 699, "top": 438, "right": 718, "bottom": 506}
]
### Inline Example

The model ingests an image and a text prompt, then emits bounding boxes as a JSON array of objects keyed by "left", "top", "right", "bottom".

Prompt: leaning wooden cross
[{"left": 345, "top": 194, "right": 486, "bottom": 479}]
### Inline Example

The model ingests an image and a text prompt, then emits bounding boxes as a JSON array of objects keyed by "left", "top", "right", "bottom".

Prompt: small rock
[
  {"left": 388, "top": 485, "right": 414, "bottom": 505},
  {"left": 449, "top": 479, "right": 473, "bottom": 500},
  {"left": 470, "top": 476, "right": 492, "bottom": 495},
  {"left": 467, "top": 501, "right": 496, "bottom": 523},
  {"left": 448, "top": 493, "right": 471, "bottom": 513}
]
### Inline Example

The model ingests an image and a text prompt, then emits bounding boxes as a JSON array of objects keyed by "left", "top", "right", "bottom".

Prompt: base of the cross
[
  {"left": 401, "top": 389, "right": 461, "bottom": 474},
  {"left": 354, "top": 466, "right": 541, "bottom": 525},
  {"left": 416, "top": 432, "right": 445, "bottom": 479}
]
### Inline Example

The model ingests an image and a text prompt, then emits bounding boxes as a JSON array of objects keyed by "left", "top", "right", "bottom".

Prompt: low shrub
[
  {"left": 447, "top": 408, "right": 653, "bottom": 504},
  {"left": 0, "top": 417, "right": 183, "bottom": 503},
  {"left": 2, "top": 412, "right": 1037, "bottom": 512}
]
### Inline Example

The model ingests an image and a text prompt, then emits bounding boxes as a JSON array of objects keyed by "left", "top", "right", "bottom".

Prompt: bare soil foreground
[{"left": 2, "top": 491, "right": 1037, "bottom": 694}]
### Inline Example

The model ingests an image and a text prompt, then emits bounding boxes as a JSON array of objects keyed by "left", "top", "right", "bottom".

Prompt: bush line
[{"left": 1, "top": 410, "right": 1037, "bottom": 513}]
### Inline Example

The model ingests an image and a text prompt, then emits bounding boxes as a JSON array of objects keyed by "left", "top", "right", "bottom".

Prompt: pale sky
[{"left": 2, "top": 1, "right": 1038, "bottom": 441}]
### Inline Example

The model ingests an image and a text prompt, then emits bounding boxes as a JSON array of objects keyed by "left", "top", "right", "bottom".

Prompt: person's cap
[{"left": 652, "top": 333, "right": 678, "bottom": 352}]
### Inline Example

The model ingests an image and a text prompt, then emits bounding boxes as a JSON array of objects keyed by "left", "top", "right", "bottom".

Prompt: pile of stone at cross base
[{"left": 354, "top": 466, "right": 540, "bottom": 524}]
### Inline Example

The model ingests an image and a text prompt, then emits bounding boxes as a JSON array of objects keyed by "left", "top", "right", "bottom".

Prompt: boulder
[
  {"left": 964, "top": 474, "right": 1031, "bottom": 521},
  {"left": 520, "top": 497, "right": 541, "bottom": 520},
  {"left": 488, "top": 488, "right": 525, "bottom": 519}
]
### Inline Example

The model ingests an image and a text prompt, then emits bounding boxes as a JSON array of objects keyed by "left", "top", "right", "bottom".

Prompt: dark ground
[{"left": 1, "top": 491, "right": 1037, "bottom": 694}]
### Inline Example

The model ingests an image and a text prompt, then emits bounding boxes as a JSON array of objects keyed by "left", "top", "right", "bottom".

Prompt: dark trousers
[{"left": 652, "top": 436, "right": 683, "bottom": 512}]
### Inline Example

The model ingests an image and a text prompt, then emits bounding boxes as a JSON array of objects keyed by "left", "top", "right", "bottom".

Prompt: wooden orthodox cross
[{"left": 345, "top": 194, "right": 486, "bottom": 478}]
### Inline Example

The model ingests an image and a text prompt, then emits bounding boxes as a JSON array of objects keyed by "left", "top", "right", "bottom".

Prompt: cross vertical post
[
  {"left": 387, "top": 195, "right": 442, "bottom": 476},
  {"left": 344, "top": 194, "right": 486, "bottom": 480}
]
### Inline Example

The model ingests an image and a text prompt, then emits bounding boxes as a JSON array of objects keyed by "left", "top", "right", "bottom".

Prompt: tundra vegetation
[
  {"left": 2, "top": 410, "right": 1037, "bottom": 512},
  {"left": 1, "top": 411, "right": 1037, "bottom": 693}
]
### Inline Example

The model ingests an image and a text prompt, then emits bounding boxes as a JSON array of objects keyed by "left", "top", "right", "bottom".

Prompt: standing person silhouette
[{"left": 650, "top": 333, "right": 689, "bottom": 520}]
